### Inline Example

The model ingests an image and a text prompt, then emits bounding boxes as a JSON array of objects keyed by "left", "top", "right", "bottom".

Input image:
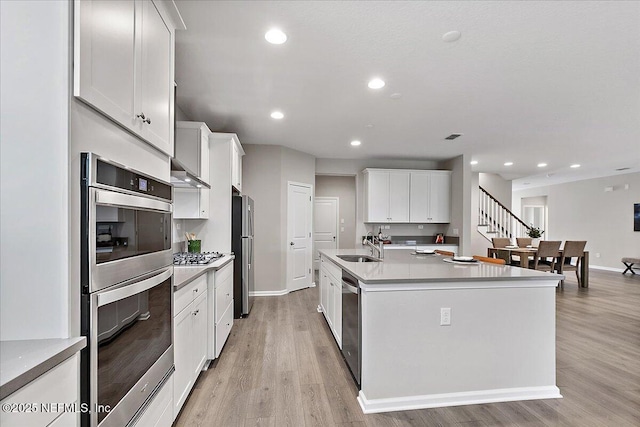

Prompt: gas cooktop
[{"left": 173, "top": 252, "right": 224, "bottom": 266}]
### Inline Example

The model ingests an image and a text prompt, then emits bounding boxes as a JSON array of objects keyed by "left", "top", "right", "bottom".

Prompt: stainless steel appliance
[
  {"left": 232, "top": 195, "right": 254, "bottom": 317},
  {"left": 173, "top": 251, "right": 224, "bottom": 266},
  {"left": 342, "top": 270, "right": 361, "bottom": 386},
  {"left": 80, "top": 153, "right": 174, "bottom": 427}
]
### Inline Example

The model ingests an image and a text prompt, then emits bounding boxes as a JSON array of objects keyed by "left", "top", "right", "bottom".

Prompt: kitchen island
[{"left": 319, "top": 249, "right": 563, "bottom": 414}]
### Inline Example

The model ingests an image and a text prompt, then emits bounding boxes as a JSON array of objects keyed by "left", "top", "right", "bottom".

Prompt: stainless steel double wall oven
[{"left": 80, "top": 153, "right": 173, "bottom": 427}]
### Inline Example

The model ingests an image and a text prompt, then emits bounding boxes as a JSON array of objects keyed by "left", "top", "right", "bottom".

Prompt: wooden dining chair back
[
  {"left": 530, "top": 240, "right": 561, "bottom": 271},
  {"left": 473, "top": 255, "right": 506, "bottom": 265},
  {"left": 558, "top": 241, "right": 587, "bottom": 285},
  {"left": 435, "top": 250, "right": 455, "bottom": 257},
  {"left": 516, "top": 237, "right": 532, "bottom": 247},
  {"left": 492, "top": 238, "right": 511, "bottom": 248}
]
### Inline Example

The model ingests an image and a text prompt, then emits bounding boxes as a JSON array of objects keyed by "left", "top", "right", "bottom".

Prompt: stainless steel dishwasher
[{"left": 341, "top": 269, "right": 360, "bottom": 387}]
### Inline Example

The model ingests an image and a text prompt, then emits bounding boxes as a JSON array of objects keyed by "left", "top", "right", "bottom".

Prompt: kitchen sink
[{"left": 337, "top": 255, "right": 381, "bottom": 263}]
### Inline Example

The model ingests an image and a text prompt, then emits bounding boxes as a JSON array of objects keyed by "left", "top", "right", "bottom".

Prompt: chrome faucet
[{"left": 363, "top": 237, "right": 384, "bottom": 259}]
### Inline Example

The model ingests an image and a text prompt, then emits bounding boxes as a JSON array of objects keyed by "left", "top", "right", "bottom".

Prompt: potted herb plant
[{"left": 526, "top": 225, "right": 544, "bottom": 246}]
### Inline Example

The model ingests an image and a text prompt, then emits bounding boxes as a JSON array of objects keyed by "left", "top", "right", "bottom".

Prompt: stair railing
[{"left": 479, "top": 186, "right": 530, "bottom": 240}]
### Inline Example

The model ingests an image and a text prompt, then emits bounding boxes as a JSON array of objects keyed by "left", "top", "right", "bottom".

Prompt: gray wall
[
  {"left": 243, "top": 144, "right": 315, "bottom": 293},
  {"left": 479, "top": 173, "right": 512, "bottom": 208},
  {"left": 315, "top": 176, "right": 357, "bottom": 249},
  {"left": 1, "top": 1, "right": 70, "bottom": 340},
  {"left": 513, "top": 172, "right": 640, "bottom": 270}
]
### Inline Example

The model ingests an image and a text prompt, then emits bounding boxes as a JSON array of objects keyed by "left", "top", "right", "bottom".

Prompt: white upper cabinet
[
  {"left": 74, "top": 0, "right": 184, "bottom": 156},
  {"left": 363, "top": 169, "right": 409, "bottom": 223},
  {"left": 409, "top": 171, "right": 452, "bottom": 223},
  {"left": 364, "top": 169, "right": 451, "bottom": 223},
  {"left": 231, "top": 140, "right": 244, "bottom": 193},
  {"left": 175, "top": 121, "right": 212, "bottom": 183}
]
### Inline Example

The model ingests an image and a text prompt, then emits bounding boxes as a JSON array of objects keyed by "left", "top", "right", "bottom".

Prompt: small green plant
[{"left": 526, "top": 225, "right": 544, "bottom": 238}]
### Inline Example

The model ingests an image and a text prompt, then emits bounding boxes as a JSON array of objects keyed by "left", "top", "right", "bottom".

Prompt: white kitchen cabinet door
[
  {"left": 215, "top": 302, "right": 234, "bottom": 358},
  {"left": 332, "top": 277, "right": 342, "bottom": 348},
  {"left": 136, "top": 0, "right": 172, "bottom": 155},
  {"left": 173, "top": 188, "right": 209, "bottom": 219},
  {"left": 409, "top": 172, "right": 431, "bottom": 222},
  {"left": 192, "top": 292, "right": 208, "bottom": 378},
  {"left": 428, "top": 171, "right": 451, "bottom": 223},
  {"left": 231, "top": 141, "right": 243, "bottom": 192},
  {"left": 365, "top": 171, "right": 390, "bottom": 222},
  {"left": 131, "top": 375, "right": 173, "bottom": 427},
  {"left": 74, "top": 0, "right": 137, "bottom": 129},
  {"left": 320, "top": 268, "right": 329, "bottom": 317},
  {"left": 388, "top": 171, "right": 410, "bottom": 222},
  {"left": 173, "top": 305, "right": 193, "bottom": 420},
  {"left": 200, "top": 128, "right": 210, "bottom": 184}
]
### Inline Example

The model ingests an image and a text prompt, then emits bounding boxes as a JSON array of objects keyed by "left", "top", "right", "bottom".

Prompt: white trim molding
[
  {"left": 357, "top": 386, "right": 562, "bottom": 414},
  {"left": 249, "top": 289, "right": 289, "bottom": 297}
]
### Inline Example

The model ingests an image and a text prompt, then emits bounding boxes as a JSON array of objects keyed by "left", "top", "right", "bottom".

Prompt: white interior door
[
  {"left": 287, "top": 182, "right": 313, "bottom": 292},
  {"left": 314, "top": 197, "right": 339, "bottom": 270}
]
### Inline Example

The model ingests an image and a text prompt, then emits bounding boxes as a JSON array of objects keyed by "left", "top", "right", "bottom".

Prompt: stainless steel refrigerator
[{"left": 232, "top": 195, "right": 254, "bottom": 318}]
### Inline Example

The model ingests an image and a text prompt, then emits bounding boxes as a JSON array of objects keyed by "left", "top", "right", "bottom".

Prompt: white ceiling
[{"left": 174, "top": 1, "right": 640, "bottom": 190}]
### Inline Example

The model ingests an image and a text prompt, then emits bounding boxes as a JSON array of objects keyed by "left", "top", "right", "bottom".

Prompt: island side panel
[{"left": 360, "top": 280, "right": 560, "bottom": 411}]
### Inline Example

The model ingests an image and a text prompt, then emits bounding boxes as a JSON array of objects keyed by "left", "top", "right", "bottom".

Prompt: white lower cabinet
[
  {"left": 210, "top": 263, "right": 234, "bottom": 359},
  {"left": 131, "top": 375, "right": 173, "bottom": 427},
  {"left": 0, "top": 354, "right": 79, "bottom": 427},
  {"left": 319, "top": 256, "right": 342, "bottom": 348},
  {"left": 173, "top": 279, "right": 208, "bottom": 420}
]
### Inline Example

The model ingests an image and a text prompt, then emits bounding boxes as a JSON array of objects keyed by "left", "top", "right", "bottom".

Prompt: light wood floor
[{"left": 175, "top": 270, "right": 640, "bottom": 426}]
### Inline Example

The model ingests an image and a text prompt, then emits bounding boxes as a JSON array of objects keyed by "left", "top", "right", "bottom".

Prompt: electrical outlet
[
  {"left": 176, "top": 223, "right": 181, "bottom": 230},
  {"left": 384, "top": 225, "right": 391, "bottom": 229},
  {"left": 440, "top": 308, "right": 451, "bottom": 326},
  {"left": 596, "top": 253, "right": 601, "bottom": 258},
  {"left": 341, "top": 227, "right": 345, "bottom": 232},
  {"left": 341, "top": 218, "right": 345, "bottom": 224},
  {"left": 418, "top": 225, "right": 424, "bottom": 229},
  {"left": 453, "top": 228, "right": 459, "bottom": 236}
]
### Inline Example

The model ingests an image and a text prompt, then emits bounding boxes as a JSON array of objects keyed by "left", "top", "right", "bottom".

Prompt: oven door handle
[
  {"left": 97, "top": 267, "right": 172, "bottom": 307},
  {"left": 95, "top": 188, "right": 172, "bottom": 213}
]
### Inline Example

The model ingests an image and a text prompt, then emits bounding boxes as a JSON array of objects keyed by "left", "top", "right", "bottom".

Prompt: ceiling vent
[
  {"left": 445, "top": 133, "right": 463, "bottom": 140},
  {"left": 615, "top": 167, "right": 630, "bottom": 171}
]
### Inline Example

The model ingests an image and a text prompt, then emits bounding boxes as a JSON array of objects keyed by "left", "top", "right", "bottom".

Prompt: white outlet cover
[
  {"left": 341, "top": 218, "right": 345, "bottom": 223},
  {"left": 440, "top": 307, "right": 451, "bottom": 326}
]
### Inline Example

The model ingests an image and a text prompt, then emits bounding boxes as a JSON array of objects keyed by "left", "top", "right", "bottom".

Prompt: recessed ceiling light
[
  {"left": 350, "top": 140, "right": 361, "bottom": 146},
  {"left": 365, "top": 124, "right": 374, "bottom": 129},
  {"left": 390, "top": 93, "right": 402, "bottom": 99},
  {"left": 523, "top": 182, "right": 531, "bottom": 185},
  {"left": 368, "top": 78, "right": 385, "bottom": 89},
  {"left": 184, "top": 178, "right": 191, "bottom": 182},
  {"left": 270, "top": 111, "right": 284, "bottom": 119},
  {"left": 442, "top": 30, "right": 462, "bottom": 43},
  {"left": 570, "top": 164, "right": 581, "bottom": 168},
  {"left": 265, "top": 28, "right": 287, "bottom": 44},
  {"left": 196, "top": 184, "right": 202, "bottom": 188},
  {"left": 537, "top": 163, "right": 547, "bottom": 168},
  {"left": 470, "top": 160, "right": 478, "bottom": 165},
  {"left": 504, "top": 162, "right": 513, "bottom": 166}
]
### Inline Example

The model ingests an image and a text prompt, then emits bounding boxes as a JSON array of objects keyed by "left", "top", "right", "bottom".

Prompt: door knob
[
  {"left": 290, "top": 242, "right": 294, "bottom": 246},
  {"left": 333, "top": 236, "right": 336, "bottom": 240}
]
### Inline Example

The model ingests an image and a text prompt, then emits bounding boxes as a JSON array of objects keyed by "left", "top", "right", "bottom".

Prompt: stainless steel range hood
[{"left": 170, "top": 159, "right": 211, "bottom": 189}]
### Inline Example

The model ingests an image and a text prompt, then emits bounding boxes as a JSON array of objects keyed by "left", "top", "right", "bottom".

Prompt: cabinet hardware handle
[
  {"left": 226, "top": 293, "right": 230, "bottom": 296},
  {"left": 136, "top": 112, "right": 151, "bottom": 124},
  {"left": 194, "top": 288, "right": 199, "bottom": 293},
  {"left": 192, "top": 309, "right": 199, "bottom": 315}
]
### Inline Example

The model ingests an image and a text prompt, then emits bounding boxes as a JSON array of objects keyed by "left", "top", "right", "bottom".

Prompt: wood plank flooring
[{"left": 175, "top": 270, "right": 640, "bottom": 426}]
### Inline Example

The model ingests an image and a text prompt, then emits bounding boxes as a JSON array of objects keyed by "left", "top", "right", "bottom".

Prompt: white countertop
[
  {"left": 173, "top": 254, "right": 235, "bottom": 291},
  {"left": 0, "top": 337, "right": 86, "bottom": 400},
  {"left": 320, "top": 248, "right": 562, "bottom": 284}
]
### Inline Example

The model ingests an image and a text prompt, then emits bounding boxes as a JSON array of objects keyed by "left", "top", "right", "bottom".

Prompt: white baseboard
[
  {"left": 357, "top": 386, "right": 562, "bottom": 414},
  {"left": 589, "top": 265, "right": 625, "bottom": 273},
  {"left": 249, "top": 289, "right": 289, "bottom": 297}
]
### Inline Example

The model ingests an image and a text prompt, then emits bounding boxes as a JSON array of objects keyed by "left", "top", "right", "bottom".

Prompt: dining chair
[
  {"left": 435, "top": 250, "right": 455, "bottom": 257},
  {"left": 492, "top": 237, "right": 511, "bottom": 248},
  {"left": 473, "top": 255, "right": 506, "bottom": 265},
  {"left": 557, "top": 241, "right": 587, "bottom": 286},
  {"left": 516, "top": 237, "right": 532, "bottom": 247},
  {"left": 529, "top": 240, "right": 562, "bottom": 272}
]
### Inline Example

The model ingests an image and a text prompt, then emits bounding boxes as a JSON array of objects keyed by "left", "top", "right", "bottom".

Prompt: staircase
[{"left": 478, "top": 186, "right": 530, "bottom": 243}]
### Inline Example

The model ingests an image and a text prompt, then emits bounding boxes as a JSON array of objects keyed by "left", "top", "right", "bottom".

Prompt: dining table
[{"left": 487, "top": 247, "right": 589, "bottom": 288}]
